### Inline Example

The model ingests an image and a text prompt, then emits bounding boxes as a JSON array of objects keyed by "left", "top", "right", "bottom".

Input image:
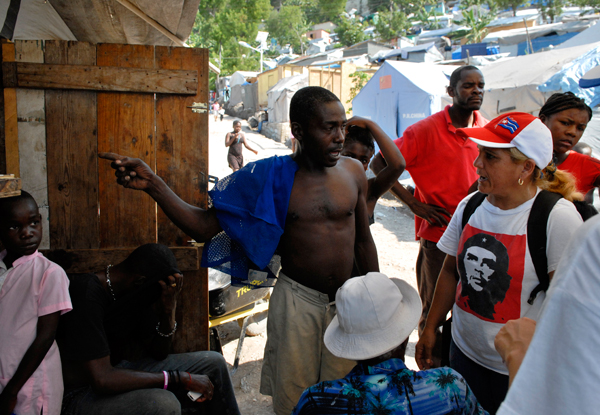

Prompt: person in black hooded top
[{"left": 56, "top": 243, "right": 240, "bottom": 415}]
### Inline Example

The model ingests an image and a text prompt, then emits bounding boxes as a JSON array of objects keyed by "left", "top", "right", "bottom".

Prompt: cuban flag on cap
[
  {"left": 498, "top": 116, "right": 519, "bottom": 134},
  {"left": 455, "top": 112, "right": 553, "bottom": 168}
]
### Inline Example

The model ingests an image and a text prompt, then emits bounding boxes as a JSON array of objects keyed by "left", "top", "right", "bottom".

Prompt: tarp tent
[
  {"left": 557, "top": 21, "right": 600, "bottom": 49},
  {"left": 539, "top": 45, "right": 600, "bottom": 108},
  {"left": 267, "top": 74, "right": 308, "bottom": 123},
  {"left": 352, "top": 61, "right": 451, "bottom": 140},
  {"left": 478, "top": 42, "right": 600, "bottom": 119},
  {"left": 230, "top": 71, "right": 259, "bottom": 88},
  {"left": 1, "top": 0, "right": 200, "bottom": 46}
]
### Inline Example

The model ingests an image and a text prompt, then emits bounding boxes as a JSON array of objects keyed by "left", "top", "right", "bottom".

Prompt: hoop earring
[{"left": 518, "top": 178, "right": 524, "bottom": 186}]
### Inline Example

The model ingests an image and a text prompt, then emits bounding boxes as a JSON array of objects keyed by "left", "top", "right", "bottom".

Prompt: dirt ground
[{"left": 208, "top": 116, "right": 420, "bottom": 415}]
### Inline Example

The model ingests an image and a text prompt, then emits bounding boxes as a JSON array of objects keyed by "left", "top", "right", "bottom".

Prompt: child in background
[
  {"left": 0, "top": 191, "right": 72, "bottom": 415},
  {"left": 341, "top": 116, "right": 405, "bottom": 222},
  {"left": 226, "top": 120, "right": 258, "bottom": 172}
]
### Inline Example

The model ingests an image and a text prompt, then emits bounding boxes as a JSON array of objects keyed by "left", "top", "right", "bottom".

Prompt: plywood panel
[
  {"left": 155, "top": 46, "right": 208, "bottom": 246},
  {"left": 97, "top": 44, "right": 156, "bottom": 248},
  {"left": 45, "top": 40, "right": 100, "bottom": 250},
  {"left": 15, "top": 41, "right": 50, "bottom": 249},
  {"left": 155, "top": 46, "right": 210, "bottom": 352},
  {"left": 42, "top": 246, "right": 200, "bottom": 273},
  {"left": 173, "top": 268, "right": 209, "bottom": 352},
  {"left": 2, "top": 42, "right": 18, "bottom": 177},
  {"left": 3, "top": 62, "right": 198, "bottom": 95}
]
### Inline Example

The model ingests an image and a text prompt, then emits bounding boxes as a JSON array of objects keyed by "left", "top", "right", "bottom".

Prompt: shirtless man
[{"left": 100, "top": 86, "right": 379, "bottom": 415}]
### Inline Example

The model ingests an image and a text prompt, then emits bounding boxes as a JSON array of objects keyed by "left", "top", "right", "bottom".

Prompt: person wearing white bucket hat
[
  {"left": 416, "top": 112, "right": 583, "bottom": 414},
  {"left": 292, "top": 272, "right": 488, "bottom": 415}
]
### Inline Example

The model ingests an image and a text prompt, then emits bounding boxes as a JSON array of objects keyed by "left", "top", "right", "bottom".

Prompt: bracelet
[
  {"left": 163, "top": 371, "right": 169, "bottom": 390},
  {"left": 156, "top": 321, "right": 177, "bottom": 337}
]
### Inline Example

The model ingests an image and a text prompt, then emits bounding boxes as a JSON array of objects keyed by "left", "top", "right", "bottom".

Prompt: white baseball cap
[
  {"left": 324, "top": 272, "right": 421, "bottom": 361},
  {"left": 457, "top": 112, "right": 553, "bottom": 168}
]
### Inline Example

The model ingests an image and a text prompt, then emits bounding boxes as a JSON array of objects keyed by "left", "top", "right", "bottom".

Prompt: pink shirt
[{"left": 0, "top": 251, "right": 72, "bottom": 415}]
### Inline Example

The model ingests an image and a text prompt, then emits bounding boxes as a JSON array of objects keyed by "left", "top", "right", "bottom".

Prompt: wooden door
[{"left": 0, "top": 39, "right": 210, "bottom": 351}]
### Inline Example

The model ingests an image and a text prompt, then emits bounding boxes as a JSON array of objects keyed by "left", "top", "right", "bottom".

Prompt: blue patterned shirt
[{"left": 292, "top": 359, "right": 489, "bottom": 415}]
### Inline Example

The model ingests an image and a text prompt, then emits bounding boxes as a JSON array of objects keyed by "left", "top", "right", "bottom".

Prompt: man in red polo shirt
[{"left": 371, "top": 65, "right": 487, "bottom": 365}]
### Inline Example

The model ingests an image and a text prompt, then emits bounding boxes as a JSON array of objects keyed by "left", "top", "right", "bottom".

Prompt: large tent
[
  {"left": 352, "top": 60, "right": 452, "bottom": 140},
  {"left": 267, "top": 74, "right": 308, "bottom": 123},
  {"left": 478, "top": 42, "right": 600, "bottom": 119},
  {"left": 2, "top": 0, "right": 199, "bottom": 46}
]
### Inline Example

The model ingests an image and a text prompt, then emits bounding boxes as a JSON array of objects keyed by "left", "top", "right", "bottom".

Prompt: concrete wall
[{"left": 261, "top": 121, "right": 291, "bottom": 144}]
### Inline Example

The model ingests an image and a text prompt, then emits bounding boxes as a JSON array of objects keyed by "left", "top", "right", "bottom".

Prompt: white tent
[
  {"left": 478, "top": 42, "right": 600, "bottom": 119},
  {"left": 557, "top": 21, "right": 600, "bottom": 49},
  {"left": 229, "top": 71, "right": 259, "bottom": 88},
  {"left": 352, "top": 61, "right": 452, "bottom": 140},
  {"left": 1, "top": 0, "right": 199, "bottom": 46},
  {"left": 267, "top": 74, "right": 308, "bottom": 123}
]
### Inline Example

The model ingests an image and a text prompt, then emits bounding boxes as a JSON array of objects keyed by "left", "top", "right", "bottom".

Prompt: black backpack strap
[
  {"left": 462, "top": 192, "right": 487, "bottom": 230},
  {"left": 527, "top": 190, "right": 562, "bottom": 305}
]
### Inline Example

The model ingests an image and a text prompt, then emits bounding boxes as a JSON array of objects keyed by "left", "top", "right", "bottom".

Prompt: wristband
[
  {"left": 163, "top": 371, "right": 169, "bottom": 390},
  {"left": 187, "top": 371, "right": 192, "bottom": 386}
]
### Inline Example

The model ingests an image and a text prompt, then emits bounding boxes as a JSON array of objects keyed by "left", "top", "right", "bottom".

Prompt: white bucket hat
[{"left": 324, "top": 272, "right": 422, "bottom": 361}]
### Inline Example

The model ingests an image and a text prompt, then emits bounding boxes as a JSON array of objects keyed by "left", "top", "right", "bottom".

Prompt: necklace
[{"left": 105, "top": 264, "right": 116, "bottom": 301}]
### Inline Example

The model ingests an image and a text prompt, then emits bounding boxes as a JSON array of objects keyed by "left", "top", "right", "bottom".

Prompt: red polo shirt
[
  {"left": 559, "top": 151, "right": 600, "bottom": 195},
  {"left": 394, "top": 105, "right": 488, "bottom": 243}
]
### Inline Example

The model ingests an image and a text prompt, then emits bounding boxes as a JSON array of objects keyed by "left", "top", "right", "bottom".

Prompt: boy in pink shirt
[{"left": 0, "top": 191, "right": 72, "bottom": 415}]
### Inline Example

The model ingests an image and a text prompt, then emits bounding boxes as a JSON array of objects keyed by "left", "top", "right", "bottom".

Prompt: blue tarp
[
  {"left": 539, "top": 45, "right": 600, "bottom": 108},
  {"left": 352, "top": 60, "right": 449, "bottom": 141},
  {"left": 517, "top": 32, "right": 579, "bottom": 55}
]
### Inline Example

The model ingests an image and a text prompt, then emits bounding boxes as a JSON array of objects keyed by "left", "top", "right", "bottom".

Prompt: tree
[
  {"left": 317, "top": 0, "right": 347, "bottom": 21},
  {"left": 335, "top": 15, "right": 367, "bottom": 46},
  {"left": 189, "top": 0, "right": 271, "bottom": 77},
  {"left": 491, "top": 0, "right": 529, "bottom": 16},
  {"left": 266, "top": 5, "right": 310, "bottom": 54},
  {"left": 455, "top": 8, "right": 492, "bottom": 43},
  {"left": 346, "top": 71, "right": 372, "bottom": 114},
  {"left": 573, "top": 0, "right": 600, "bottom": 12},
  {"left": 374, "top": 9, "right": 410, "bottom": 41},
  {"left": 537, "top": 0, "right": 565, "bottom": 22}
]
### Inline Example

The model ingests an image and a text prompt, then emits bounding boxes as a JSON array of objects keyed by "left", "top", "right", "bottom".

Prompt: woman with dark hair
[
  {"left": 539, "top": 92, "right": 600, "bottom": 198},
  {"left": 415, "top": 112, "right": 583, "bottom": 414}
]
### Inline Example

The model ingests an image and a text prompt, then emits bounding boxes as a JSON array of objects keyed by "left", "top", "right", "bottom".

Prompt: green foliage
[
  {"left": 537, "top": 0, "right": 565, "bottom": 22},
  {"left": 266, "top": 5, "right": 310, "bottom": 54},
  {"left": 491, "top": 0, "right": 529, "bottom": 16},
  {"left": 368, "top": 0, "right": 393, "bottom": 12},
  {"left": 189, "top": 0, "right": 271, "bottom": 76},
  {"left": 335, "top": 15, "right": 367, "bottom": 46},
  {"left": 317, "top": 0, "right": 347, "bottom": 21},
  {"left": 346, "top": 71, "right": 372, "bottom": 114},
  {"left": 411, "top": 6, "right": 444, "bottom": 30},
  {"left": 574, "top": 0, "right": 600, "bottom": 12},
  {"left": 374, "top": 9, "right": 410, "bottom": 41},
  {"left": 454, "top": 8, "right": 492, "bottom": 43}
]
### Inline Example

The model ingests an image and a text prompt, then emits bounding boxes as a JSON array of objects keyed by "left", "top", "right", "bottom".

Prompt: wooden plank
[
  {"left": 173, "top": 268, "right": 209, "bottom": 352},
  {"left": 0, "top": 175, "right": 21, "bottom": 197},
  {"left": 14, "top": 40, "right": 50, "bottom": 249},
  {"left": 97, "top": 44, "right": 157, "bottom": 249},
  {"left": 0, "top": 41, "right": 7, "bottom": 174},
  {"left": 45, "top": 40, "right": 100, "bottom": 250},
  {"left": 41, "top": 246, "right": 200, "bottom": 273},
  {"left": 155, "top": 46, "right": 209, "bottom": 246},
  {"left": 2, "top": 42, "right": 18, "bottom": 176},
  {"left": 3, "top": 62, "right": 198, "bottom": 95}
]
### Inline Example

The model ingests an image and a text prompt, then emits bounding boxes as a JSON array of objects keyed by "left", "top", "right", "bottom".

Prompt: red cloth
[
  {"left": 558, "top": 151, "right": 600, "bottom": 195},
  {"left": 395, "top": 105, "right": 488, "bottom": 242}
]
